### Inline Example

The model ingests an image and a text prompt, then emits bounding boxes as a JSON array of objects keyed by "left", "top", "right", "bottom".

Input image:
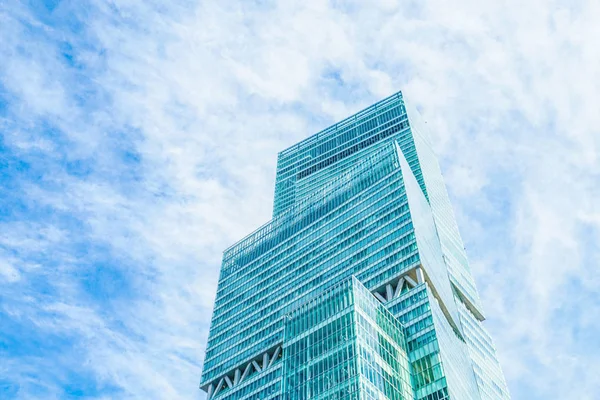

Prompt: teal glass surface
[
  {"left": 283, "top": 277, "right": 413, "bottom": 400},
  {"left": 200, "top": 92, "right": 510, "bottom": 400}
]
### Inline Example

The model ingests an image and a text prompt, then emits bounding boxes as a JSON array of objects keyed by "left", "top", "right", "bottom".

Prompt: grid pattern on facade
[
  {"left": 406, "top": 112, "right": 484, "bottom": 317},
  {"left": 273, "top": 93, "right": 427, "bottom": 217},
  {"left": 200, "top": 91, "right": 511, "bottom": 400},
  {"left": 202, "top": 145, "right": 422, "bottom": 385},
  {"left": 283, "top": 277, "right": 413, "bottom": 400}
]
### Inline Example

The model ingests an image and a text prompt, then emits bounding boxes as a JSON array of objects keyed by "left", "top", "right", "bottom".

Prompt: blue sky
[{"left": 1, "top": 0, "right": 599, "bottom": 399}]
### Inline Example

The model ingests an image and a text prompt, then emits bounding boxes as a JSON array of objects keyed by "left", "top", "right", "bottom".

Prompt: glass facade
[
  {"left": 283, "top": 277, "right": 413, "bottom": 400},
  {"left": 200, "top": 92, "right": 510, "bottom": 400}
]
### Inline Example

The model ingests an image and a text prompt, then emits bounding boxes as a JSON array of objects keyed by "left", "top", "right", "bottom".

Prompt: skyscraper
[{"left": 200, "top": 92, "right": 510, "bottom": 400}]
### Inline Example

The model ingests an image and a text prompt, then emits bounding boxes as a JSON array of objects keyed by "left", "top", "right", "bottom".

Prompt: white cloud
[
  {"left": 0, "top": 259, "right": 20, "bottom": 283},
  {"left": 1, "top": 0, "right": 599, "bottom": 399}
]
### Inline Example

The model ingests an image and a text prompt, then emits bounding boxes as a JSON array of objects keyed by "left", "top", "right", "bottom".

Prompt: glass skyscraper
[{"left": 200, "top": 92, "right": 510, "bottom": 400}]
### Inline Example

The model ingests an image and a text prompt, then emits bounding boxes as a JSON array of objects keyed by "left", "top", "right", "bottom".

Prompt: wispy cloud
[{"left": 1, "top": 0, "right": 599, "bottom": 399}]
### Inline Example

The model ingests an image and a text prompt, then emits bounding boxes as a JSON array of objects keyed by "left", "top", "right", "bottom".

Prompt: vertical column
[{"left": 416, "top": 267, "right": 425, "bottom": 284}]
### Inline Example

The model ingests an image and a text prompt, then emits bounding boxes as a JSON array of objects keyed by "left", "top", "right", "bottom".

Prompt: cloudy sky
[{"left": 1, "top": 0, "right": 599, "bottom": 399}]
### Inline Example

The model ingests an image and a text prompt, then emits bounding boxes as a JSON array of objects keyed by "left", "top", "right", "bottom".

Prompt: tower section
[{"left": 200, "top": 92, "right": 510, "bottom": 400}]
